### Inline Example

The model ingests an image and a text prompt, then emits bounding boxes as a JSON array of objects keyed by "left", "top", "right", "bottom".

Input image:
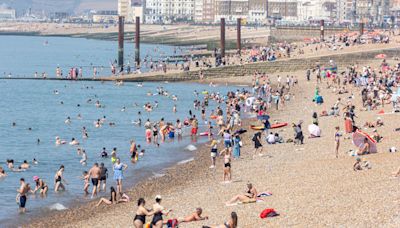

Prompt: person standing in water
[
  {"left": 54, "top": 165, "right": 67, "bottom": 192},
  {"left": 99, "top": 163, "right": 108, "bottom": 192},
  {"left": 113, "top": 158, "right": 128, "bottom": 194},
  {"left": 130, "top": 140, "right": 138, "bottom": 163},
  {"left": 88, "top": 163, "right": 101, "bottom": 198},
  {"left": 17, "top": 178, "right": 30, "bottom": 213}
]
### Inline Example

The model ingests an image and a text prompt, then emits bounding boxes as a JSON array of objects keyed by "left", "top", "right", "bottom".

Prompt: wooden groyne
[{"left": 2, "top": 46, "right": 399, "bottom": 83}]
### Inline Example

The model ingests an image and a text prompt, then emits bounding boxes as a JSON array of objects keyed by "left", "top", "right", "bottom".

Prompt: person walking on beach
[
  {"left": 113, "top": 158, "right": 127, "bottom": 194},
  {"left": 88, "top": 163, "right": 101, "bottom": 198},
  {"left": 54, "top": 165, "right": 67, "bottom": 192},
  {"left": 209, "top": 138, "right": 218, "bottom": 168},
  {"left": 134, "top": 198, "right": 155, "bottom": 228},
  {"left": 17, "top": 178, "right": 30, "bottom": 213},
  {"left": 220, "top": 148, "right": 232, "bottom": 182},
  {"left": 252, "top": 131, "right": 263, "bottom": 158},
  {"left": 334, "top": 126, "right": 342, "bottom": 158},
  {"left": 233, "top": 134, "right": 241, "bottom": 159}
]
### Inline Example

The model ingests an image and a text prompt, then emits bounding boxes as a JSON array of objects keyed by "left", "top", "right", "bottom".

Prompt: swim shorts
[
  {"left": 91, "top": 178, "right": 99, "bottom": 186},
  {"left": 20, "top": 195, "right": 27, "bottom": 208}
]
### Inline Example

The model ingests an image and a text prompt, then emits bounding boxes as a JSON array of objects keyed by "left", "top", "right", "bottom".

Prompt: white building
[
  {"left": 118, "top": 0, "right": 130, "bottom": 18},
  {"left": 297, "top": 0, "right": 336, "bottom": 21},
  {"left": 214, "top": 0, "right": 249, "bottom": 23},
  {"left": 0, "top": 7, "right": 16, "bottom": 20},
  {"left": 194, "top": 0, "right": 203, "bottom": 23},
  {"left": 144, "top": 0, "right": 195, "bottom": 24},
  {"left": 128, "top": 6, "right": 144, "bottom": 23}
]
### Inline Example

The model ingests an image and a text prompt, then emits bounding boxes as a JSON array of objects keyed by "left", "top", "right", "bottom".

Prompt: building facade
[
  {"left": 0, "top": 8, "right": 16, "bottom": 20},
  {"left": 215, "top": 0, "right": 249, "bottom": 23},
  {"left": 144, "top": 0, "right": 195, "bottom": 24}
]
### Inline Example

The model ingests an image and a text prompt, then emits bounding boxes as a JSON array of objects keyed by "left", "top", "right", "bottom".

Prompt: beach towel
[
  {"left": 257, "top": 192, "right": 273, "bottom": 197},
  {"left": 260, "top": 208, "right": 279, "bottom": 219}
]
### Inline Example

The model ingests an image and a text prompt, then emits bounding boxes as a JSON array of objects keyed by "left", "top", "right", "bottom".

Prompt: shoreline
[
  {"left": 21, "top": 132, "right": 235, "bottom": 228},
  {"left": 16, "top": 80, "right": 254, "bottom": 228}
]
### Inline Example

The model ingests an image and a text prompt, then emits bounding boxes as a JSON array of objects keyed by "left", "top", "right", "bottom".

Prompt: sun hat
[
  {"left": 33, "top": 176, "right": 39, "bottom": 181},
  {"left": 155, "top": 195, "right": 162, "bottom": 200}
]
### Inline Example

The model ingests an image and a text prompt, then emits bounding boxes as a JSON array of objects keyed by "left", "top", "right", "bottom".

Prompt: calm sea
[{"left": 0, "top": 35, "right": 238, "bottom": 225}]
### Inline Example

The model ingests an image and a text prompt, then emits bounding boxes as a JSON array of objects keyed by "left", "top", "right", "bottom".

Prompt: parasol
[
  {"left": 308, "top": 124, "right": 321, "bottom": 137},
  {"left": 352, "top": 130, "right": 377, "bottom": 153}
]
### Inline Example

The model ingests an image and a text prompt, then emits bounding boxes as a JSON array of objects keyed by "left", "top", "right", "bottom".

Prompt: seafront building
[
  {"left": 144, "top": 0, "right": 195, "bottom": 24},
  {"left": 0, "top": 7, "right": 16, "bottom": 20}
]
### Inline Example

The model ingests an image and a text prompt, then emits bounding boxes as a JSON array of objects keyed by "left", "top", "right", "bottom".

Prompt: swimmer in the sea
[
  {"left": 101, "top": 147, "right": 108, "bottom": 158},
  {"left": 6, "top": 159, "right": 14, "bottom": 169},
  {"left": 55, "top": 136, "right": 66, "bottom": 145},
  {"left": 70, "top": 138, "right": 80, "bottom": 145},
  {"left": 20, "top": 160, "right": 30, "bottom": 169},
  {"left": 0, "top": 166, "right": 7, "bottom": 177}
]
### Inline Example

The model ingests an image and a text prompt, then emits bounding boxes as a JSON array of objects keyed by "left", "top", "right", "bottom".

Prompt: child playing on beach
[{"left": 353, "top": 157, "right": 371, "bottom": 171}]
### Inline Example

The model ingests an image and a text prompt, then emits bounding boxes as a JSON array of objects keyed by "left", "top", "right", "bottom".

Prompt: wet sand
[{"left": 24, "top": 58, "right": 400, "bottom": 227}]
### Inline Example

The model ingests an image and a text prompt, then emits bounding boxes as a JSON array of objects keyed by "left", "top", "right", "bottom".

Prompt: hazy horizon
[{"left": 0, "top": 0, "right": 117, "bottom": 14}]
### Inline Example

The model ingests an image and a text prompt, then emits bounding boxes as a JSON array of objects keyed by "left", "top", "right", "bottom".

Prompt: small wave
[
  {"left": 185, "top": 144, "right": 197, "bottom": 151},
  {"left": 151, "top": 172, "right": 166, "bottom": 179},
  {"left": 48, "top": 203, "right": 67, "bottom": 211},
  {"left": 177, "top": 157, "right": 194, "bottom": 165}
]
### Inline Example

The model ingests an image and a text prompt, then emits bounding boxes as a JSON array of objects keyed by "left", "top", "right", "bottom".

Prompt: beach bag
[
  {"left": 260, "top": 208, "right": 279, "bottom": 219},
  {"left": 167, "top": 219, "right": 179, "bottom": 228}
]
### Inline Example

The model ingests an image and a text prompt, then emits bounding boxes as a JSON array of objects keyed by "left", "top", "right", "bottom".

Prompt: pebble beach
[{"left": 24, "top": 59, "right": 400, "bottom": 228}]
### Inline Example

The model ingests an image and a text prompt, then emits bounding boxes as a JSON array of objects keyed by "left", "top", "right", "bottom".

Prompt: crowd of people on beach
[{"left": 2, "top": 28, "right": 400, "bottom": 227}]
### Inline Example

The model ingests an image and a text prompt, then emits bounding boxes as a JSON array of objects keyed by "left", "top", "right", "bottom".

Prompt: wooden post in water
[
  {"left": 320, "top": 19, "right": 324, "bottom": 42},
  {"left": 220, "top": 18, "right": 226, "bottom": 58},
  {"left": 118, "top": 16, "right": 125, "bottom": 68},
  {"left": 135, "top": 16, "right": 140, "bottom": 67},
  {"left": 359, "top": 22, "right": 364, "bottom": 36},
  {"left": 237, "top": 18, "right": 241, "bottom": 55}
]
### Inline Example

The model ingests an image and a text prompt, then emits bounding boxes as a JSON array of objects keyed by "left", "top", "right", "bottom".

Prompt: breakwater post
[
  {"left": 118, "top": 16, "right": 125, "bottom": 68},
  {"left": 135, "top": 16, "right": 140, "bottom": 67},
  {"left": 359, "top": 22, "right": 364, "bottom": 36},
  {"left": 320, "top": 19, "right": 324, "bottom": 42},
  {"left": 237, "top": 18, "right": 241, "bottom": 55},
  {"left": 220, "top": 18, "right": 226, "bottom": 58}
]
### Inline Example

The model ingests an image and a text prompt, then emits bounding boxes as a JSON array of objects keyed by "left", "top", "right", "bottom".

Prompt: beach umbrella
[
  {"left": 375, "top": 54, "right": 387, "bottom": 59},
  {"left": 257, "top": 115, "right": 270, "bottom": 120},
  {"left": 308, "top": 124, "right": 321, "bottom": 137},
  {"left": 352, "top": 130, "right": 377, "bottom": 153}
]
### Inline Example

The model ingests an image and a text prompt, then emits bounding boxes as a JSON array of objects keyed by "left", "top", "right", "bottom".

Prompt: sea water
[
  {"left": 0, "top": 35, "right": 237, "bottom": 225},
  {"left": 0, "top": 35, "right": 184, "bottom": 78}
]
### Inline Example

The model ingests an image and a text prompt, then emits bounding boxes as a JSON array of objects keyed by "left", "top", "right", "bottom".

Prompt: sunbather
[
  {"left": 225, "top": 183, "right": 257, "bottom": 205},
  {"left": 179, "top": 208, "right": 208, "bottom": 223}
]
